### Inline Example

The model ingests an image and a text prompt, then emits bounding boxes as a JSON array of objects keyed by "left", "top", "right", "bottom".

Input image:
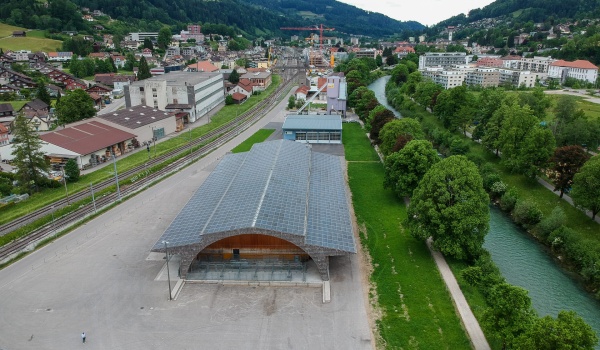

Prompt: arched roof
[{"left": 151, "top": 140, "right": 355, "bottom": 254}]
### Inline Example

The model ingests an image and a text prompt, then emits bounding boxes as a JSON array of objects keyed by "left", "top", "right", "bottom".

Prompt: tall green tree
[
  {"left": 11, "top": 115, "right": 48, "bottom": 193},
  {"left": 35, "top": 80, "right": 51, "bottom": 106},
  {"left": 143, "top": 37, "right": 154, "bottom": 50},
  {"left": 228, "top": 69, "right": 240, "bottom": 84},
  {"left": 64, "top": 158, "right": 80, "bottom": 183},
  {"left": 407, "top": 155, "right": 489, "bottom": 261},
  {"left": 137, "top": 56, "right": 152, "bottom": 80},
  {"left": 379, "top": 118, "right": 425, "bottom": 156},
  {"left": 571, "top": 156, "right": 600, "bottom": 219},
  {"left": 287, "top": 95, "right": 295, "bottom": 110},
  {"left": 384, "top": 140, "right": 440, "bottom": 198},
  {"left": 157, "top": 26, "right": 172, "bottom": 50},
  {"left": 55, "top": 89, "right": 95, "bottom": 125},
  {"left": 518, "top": 126, "right": 556, "bottom": 178},
  {"left": 519, "top": 87, "right": 552, "bottom": 119},
  {"left": 497, "top": 98, "right": 539, "bottom": 171},
  {"left": 483, "top": 283, "right": 535, "bottom": 349},
  {"left": 514, "top": 310, "right": 598, "bottom": 350}
]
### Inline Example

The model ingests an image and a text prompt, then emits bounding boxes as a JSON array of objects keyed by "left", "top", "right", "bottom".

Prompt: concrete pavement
[{"left": 0, "top": 88, "right": 374, "bottom": 350}]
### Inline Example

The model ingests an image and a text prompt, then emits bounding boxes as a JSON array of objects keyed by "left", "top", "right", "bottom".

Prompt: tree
[
  {"left": 379, "top": 118, "right": 425, "bottom": 156},
  {"left": 35, "top": 80, "right": 51, "bottom": 106},
  {"left": 157, "top": 26, "right": 172, "bottom": 50},
  {"left": 225, "top": 95, "right": 234, "bottom": 105},
  {"left": 143, "top": 37, "right": 154, "bottom": 50},
  {"left": 497, "top": 98, "right": 539, "bottom": 171},
  {"left": 287, "top": 95, "right": 296, "bottom": 110},
  {"left": 107, "top": 56, "right": 117, "bottom": 73},
  {"left": 375, "top": 54, "right": 383, "bottom": 67},
  {"left": 483, "top": 283, "right": 535, "bottom": 349},
  {"left": 55, "top": 89, "right": 95, "bottom": 125},
  {"left": 10, "top": 115, "right": 49, "bottom": 193},
  {"left": 519, "top": 87, "right": 551, "bottom": 119},
  {"left": 549, "top": 145, "right": 590, "bottom": 198},
  {"left": 369, "top": 109, "right": 395, "bottom": 144},
  {"left": 571, "top": 156, "right": 600, "bottom": 219},
  {"left": 518, "top": 126, "right": 555, "bottom": 178},
  {"left": 407, "top": 156, "right": 489, "bottom": 261},
  {"left": 64, "top": 158, "right": 80, "bottom": 183},
  {"left": 514, "top": 311, "right": 598, "bottom": 350},
  {"left": 228, "top": 69, "right": 240, "bottom": 84},
  {"left": 137, "top": 56, "right": 152, "bottom": 80},
  {"left": 384, "top": 140, "right": 440, "bottom": 198}
]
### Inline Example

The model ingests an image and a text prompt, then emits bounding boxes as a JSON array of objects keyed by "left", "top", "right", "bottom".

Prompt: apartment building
[
  {"left": 498, "top": 69, "right": 537, "bottom": 88},
  {"left": 548, "top": 60, "right": 598, "bottom": 84},
  {"left": 465, "top": 68, "right": 500, "bottom": 88},
  {"left": 418, "top": 52, "right": 469, "bottom": 70}
]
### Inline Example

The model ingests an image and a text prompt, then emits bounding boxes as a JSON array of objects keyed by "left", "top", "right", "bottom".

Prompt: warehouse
[
  {"left": 282, "top": 114, "right": 342, "bottom": 144},
  {"left": 151, "top": 140, "right": 355, "bottom": 281}
]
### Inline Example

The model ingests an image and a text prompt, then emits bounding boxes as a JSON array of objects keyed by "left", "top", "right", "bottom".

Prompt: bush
[
  {"left": 534, "top": 206, "right": 565, "bottom": 240},
  {"left": 490, "top": 181, "right": 508, "bottom": 198},
  {"left": 500, "top": 187, "right": 519, "bottom": 212},
  {"left": 461, "top": 266, "right": 484, "bottom": 286},
  {"left": 449, "top": 137, "right": 470, "bottom": 155},
  {"left": 513, "top": 200, "right": 543, "bottom": 228}
]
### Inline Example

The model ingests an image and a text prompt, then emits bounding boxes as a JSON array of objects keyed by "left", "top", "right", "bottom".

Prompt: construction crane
[{"left": 280, "top": 24, "right": 335, "bottom": 50}]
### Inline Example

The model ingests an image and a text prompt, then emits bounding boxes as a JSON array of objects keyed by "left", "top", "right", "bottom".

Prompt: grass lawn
[
  {"left": 0, "top": 23, "right": 24, "bottom": 37},
  {"left": 26, "top": 30, "right": 46, "bottom": 39},
  {"left": 231, "top": 129, "right": 274, "bottom": 153},
  {"left": 344, "top": 122, "right": 471, "bottom": 349},
  {"left": 5, "top": 100, "right": 27, "bottom": 111},
  {"left": 0, "top": 36, "right": 61, "bottom": 52}
]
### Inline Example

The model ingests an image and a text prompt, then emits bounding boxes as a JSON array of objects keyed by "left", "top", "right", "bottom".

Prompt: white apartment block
[
  {"left": 127, "top": 32, "right": 159, "bottom": 42},
  {"left": 418, "top": 52, "right": 469, "bottom": 70},
  {"left": 465, "top": 68, "right": 500, "bottom": 88},
  {"left": 421, "top": 67, "right": 472, "bottom": 89},
  {"left": 498, "top": 69, "right": 537, "bottom": 88},
  {"left": 548, "top": 60, "right": 598, "bottom": 84},
  {"left": 124, "top": 72, "right": 225, "bottom": 123},
  {"left": 502, "top": 56, "right": 555, "bottom": 73}
]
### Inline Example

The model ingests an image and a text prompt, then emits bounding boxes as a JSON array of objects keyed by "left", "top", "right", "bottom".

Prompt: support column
[{"left": 312, "top": 254, "right": 330, "bottom": 281}]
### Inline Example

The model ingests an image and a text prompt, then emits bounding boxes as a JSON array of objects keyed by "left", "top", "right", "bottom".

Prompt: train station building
[{"left": 151, "top": 140, "right": 356, "bottom": 281}]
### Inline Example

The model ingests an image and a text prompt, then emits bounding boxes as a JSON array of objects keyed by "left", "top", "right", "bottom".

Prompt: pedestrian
[{"left": 81, "top": 332, "right": 86, "bottom": 344}]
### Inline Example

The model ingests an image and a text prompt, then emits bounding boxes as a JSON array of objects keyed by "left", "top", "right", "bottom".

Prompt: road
[
  {"left": 97, "top": 97, "right": 125, "bottom": 115},
  {"left": 0, "top": 86, "right": 374, "bottom": 350}
]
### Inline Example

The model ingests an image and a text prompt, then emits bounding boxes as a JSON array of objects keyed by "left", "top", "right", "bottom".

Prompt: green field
[
  {"left": 0, "top": 23, "right": 25, "bottom": 37},
  {"left": 4, "top": 101, "right": 27, "bottom": 111},
  {"left": 0, "top": 36, "right": 61, "bottom": 52},
  {"left": 344, "top": 123, "right": 472, "bottom": 349},
  {"left": 231, "top": 129, "right": 275, "bottom": 153}
]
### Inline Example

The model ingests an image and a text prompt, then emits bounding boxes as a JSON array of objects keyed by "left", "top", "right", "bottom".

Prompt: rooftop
[
  {"left": 97, "top": 105, "right": 173, "bottom": 129},
  {"left": 282, "top": 114, "right": 342, "bottom": 131},
  {"left": 130, "top": 71, "right": 221, "bottom": 87},
  {"left": 152, "top": 140, "right": 355, "bottom": 253}
]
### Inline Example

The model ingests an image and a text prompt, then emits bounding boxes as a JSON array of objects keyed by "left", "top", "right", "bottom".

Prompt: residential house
[
  {"left": 0, "top": 103, "right": 15, "bottom": 130},
  {"left": 0, "top": 124, "right": 9, "bottom": 146},
  {"left": 141, "top": 48, "right": 153, "bottom": 58},
  {"left": 19, "top": 99, "right": 49, "bottom": 118},
  {"left": 230, "top": 92, "right": 247, "bottom": 104},
  {"left": 86, "top": 84, "right": 112, "bottom": 97},
  {"left": 228, "top": 78, "right": 255, "bottom": 98},
  {"left": 187, "top": 60, "right": 219, "bottom": 72},
  {"left": 47, "top": 52, "right": 73, "bottom": 62},
  {"left": 111, "top": 55, "right": 126, "bottom": 68},
  {"left": 65, "top": 80, "right": 87, "bottom": 91},
  {"left": 89, "top": 52, "right": 109, "bottom": 60},
  {"left": 294, "top": 85, "right": 309, "bottom": 101},
  {"left": 240, "top": 71, "right": 272, "bottom": 91}
]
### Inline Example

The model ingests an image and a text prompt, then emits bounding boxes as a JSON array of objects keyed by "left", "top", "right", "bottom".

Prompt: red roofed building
[
  {"left": 394, "top": 46, "right": 415, "bottom": 57},
  {"left": 228, "top": 78, "right": 255, "bottom": 98},
  {"left": 295, "top": 85, "right": 309, "bottom": 100},
  {"left": 187, "top": 60, "right": 219, "bottom": 72},
  {"left": 231, "top": 92, "right": 247, "bottom": 104},
  {"left": 548, "top": 59, "right": 599, "bottom": 84},
  {"left": 476, "top": 57, "right": 503, "bottom": 68},
  {"left": 39, "top": 120, "right": 136, "bottom": 169}
]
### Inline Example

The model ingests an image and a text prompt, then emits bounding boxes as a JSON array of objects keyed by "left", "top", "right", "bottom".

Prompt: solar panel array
[
  {"left": 152, "top": 140, "right": 355, "bottom": 253},
  {"left": 306, "top": 153, "right": 355, "bottom": 252}
]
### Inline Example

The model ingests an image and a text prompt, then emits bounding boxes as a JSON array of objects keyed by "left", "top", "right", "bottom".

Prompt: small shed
[
  {"left": 12, "top": 31, "right": 26, "bottom": 37},
  {"left": 282, "top": 114, "right": 342, "bottom": 144}
]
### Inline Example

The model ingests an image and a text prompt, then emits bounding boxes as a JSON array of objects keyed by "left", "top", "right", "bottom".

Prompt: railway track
[{"left": 0, "top": 71, "right": 301, "bottom": 262}]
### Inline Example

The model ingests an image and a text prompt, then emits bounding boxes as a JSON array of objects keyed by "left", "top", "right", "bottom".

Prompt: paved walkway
[
  {"left": 536, "top": 178, "right": 600, "bottom": 224},
  {"left": 427, "top": 239, "right": 491, "bottom": 350}
]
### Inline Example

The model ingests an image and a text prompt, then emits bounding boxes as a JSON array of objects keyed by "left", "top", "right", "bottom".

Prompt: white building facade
[
  {"left": 124, "top": 72, "right": 225, "bottom": 123},
  {"left": 418, "top": 52, "right": 469, "bottom": 70},
  {"left": 548, "top": 60, "right": 598, "bottom": 84}
]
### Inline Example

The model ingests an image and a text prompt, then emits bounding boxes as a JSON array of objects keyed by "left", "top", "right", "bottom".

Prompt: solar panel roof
[{"left": 152, "top": 140, "right": 355, "bottom": 253}]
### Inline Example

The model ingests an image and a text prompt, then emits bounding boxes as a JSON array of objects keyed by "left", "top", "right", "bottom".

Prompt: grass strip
[
  {"left": 344, "top": 123, "right": 471, "bottom": 349},
  {"left": 231, "top": 129, "right": 275, "bottom": 153}
]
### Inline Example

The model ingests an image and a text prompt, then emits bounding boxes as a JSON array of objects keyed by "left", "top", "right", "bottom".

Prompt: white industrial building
[
  {"left": 124, "top": 72, "right": 225, "bottom": 123},
  {"left": 418, "top": 52, "right": 469, "bottom": 70}
]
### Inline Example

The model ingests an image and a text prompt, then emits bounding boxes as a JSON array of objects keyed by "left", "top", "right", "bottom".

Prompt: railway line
[{"left": 0, "top": 70, "right": 303, "bottom": 263}]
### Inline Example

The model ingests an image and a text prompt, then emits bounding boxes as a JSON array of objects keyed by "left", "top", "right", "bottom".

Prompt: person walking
[{"left": 81, "top": 332, "right": 86, "bottom": 344}]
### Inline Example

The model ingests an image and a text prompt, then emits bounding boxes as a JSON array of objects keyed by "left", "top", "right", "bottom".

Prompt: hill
[
  {"left": 0, "top": 24, "right": 62, "bottom": 52},
  {"left": 435, "top": 0, "right": 600, "bottom": 28},
  {"left": 245, "top": 0, "right": 424, "bottom": 37}
]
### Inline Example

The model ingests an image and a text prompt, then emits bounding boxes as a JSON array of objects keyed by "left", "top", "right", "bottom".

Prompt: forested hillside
[
  {"left": 0, "top": 0, "right": 89, "bottom": 32},
  {"left": 246, "top": 0, "right": 424, "bottom": 37}
]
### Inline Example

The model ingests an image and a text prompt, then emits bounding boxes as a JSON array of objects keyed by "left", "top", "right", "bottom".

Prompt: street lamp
[
  {"left": 111, "top": 152, "right": 122, "bottom": 202},
  {"left": 61, "top": 167, "right": 70, "bottom": 204},
  {"left": 163, "top": 241, "right": 172, "bottom": 300}
]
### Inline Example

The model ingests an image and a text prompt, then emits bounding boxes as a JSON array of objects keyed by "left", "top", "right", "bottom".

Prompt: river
[
  {"left": 368, "top": 76, "right": 600, "bottom": 344},
  {"left": 367, "top": 76, "right": 401, "bottom": 118}
]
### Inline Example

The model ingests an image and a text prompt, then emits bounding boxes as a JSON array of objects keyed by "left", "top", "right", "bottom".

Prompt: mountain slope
[{"left": 245, "top": 0, "right": 424, "bottom": 37}]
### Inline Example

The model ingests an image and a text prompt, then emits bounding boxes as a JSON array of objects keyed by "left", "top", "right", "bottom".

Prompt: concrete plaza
[{"left": 0, "top": 92, "right": 373, "bottom": 350}]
